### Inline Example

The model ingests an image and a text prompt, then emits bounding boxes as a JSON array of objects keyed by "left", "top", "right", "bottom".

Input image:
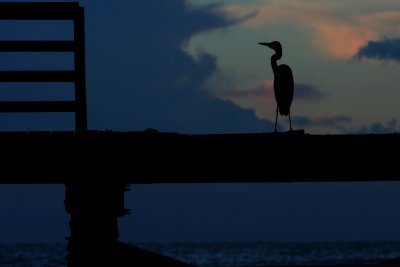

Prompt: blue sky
[{"left": 0, "top": 0, "right": 400, "bottom": 244}]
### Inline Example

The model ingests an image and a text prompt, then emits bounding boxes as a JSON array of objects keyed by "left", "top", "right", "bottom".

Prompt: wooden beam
[
  {"left": 0, "top": 3, "right": 81, "bottom": 20},
  {"left": 0, "top": 101, "right": 76, "bottom": 112},
  {"left": 73, "top": 7, "right": 87, "bottom": 132},
  {"left": 0, "top": 71, "right": 76, "bottom": 82},
  {"left": 0, "top": 132, "right": 398, "bottom": 184},
  {"left": 0, "top": 2, "right": 79, "bottom": 8},
  {"left": 0, "top": 41, "right": 75, "bottom": 52}
]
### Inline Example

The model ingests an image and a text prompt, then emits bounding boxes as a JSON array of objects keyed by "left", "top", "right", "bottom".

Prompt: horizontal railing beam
[
  {"left": 0, "top": 2, "right": 79, "bottom": 8},
  {"left": 0, "top": 41, "right": 75, "bottom": 52},
  {"left": 0, "top": 101, "right": 76, "bottom": 112},
  {"left": 0, "top": 3, "right": 80, "bottom": 20},
  {"left": 0, "top": 71, "right": 76, "bottom": 82}
]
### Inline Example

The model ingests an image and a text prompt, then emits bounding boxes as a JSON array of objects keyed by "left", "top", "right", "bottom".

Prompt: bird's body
[
  {"left": 273, "top": 64, "right": 293, "bottom": 116},
  {"left": 259, "top": 41, "right": 294, "bottom": 132}
]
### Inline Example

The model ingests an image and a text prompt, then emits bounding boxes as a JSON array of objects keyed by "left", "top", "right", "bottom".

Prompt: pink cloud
[
  {"left": 221, "top": 1, "right": 400, "bottom": 59},
  {"left": 293, "top": 113, "right": 352, "bottom": 131},
  {"left": 217, "top": 80, "right": 325, "bottom": 104},
  {"left": 310, "top": 113, "right": 352, "bottom": 125},
  {"left": 216, "top": 80, "right": 275, "bottom": 103}
]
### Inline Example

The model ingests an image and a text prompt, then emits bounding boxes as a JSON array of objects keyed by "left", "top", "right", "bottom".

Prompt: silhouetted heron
[{"left": 259, "top": 41, "right": 294, "bottom": 132}]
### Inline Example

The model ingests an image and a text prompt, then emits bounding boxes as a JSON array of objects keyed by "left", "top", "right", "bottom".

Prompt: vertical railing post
[{"left": 73, "top": 7, "right": 87, "bottom": 132}]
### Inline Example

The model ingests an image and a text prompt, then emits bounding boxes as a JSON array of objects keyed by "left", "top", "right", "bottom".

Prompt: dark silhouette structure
[
  {"left": 0, "top": 2, "right": 194, "bottom": 267},
  {"left": 0, "top": 2, "right": 399, "bottom": 267},
  {"left": 259, "top": 41, "right": 294, "bottom": 132},
  {"left": 0, "top": 2, "right": 87, "bottom": 130}
]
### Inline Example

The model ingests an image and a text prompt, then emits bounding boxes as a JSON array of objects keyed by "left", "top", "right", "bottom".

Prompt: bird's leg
[
  {"left": 289, "top": 112, "right": 292, "bottom": 131},
  {"left": 274, "top": 105, "right": 278, "bottom": 133}
]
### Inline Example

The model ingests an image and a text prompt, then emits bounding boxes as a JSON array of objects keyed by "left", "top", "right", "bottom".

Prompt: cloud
[
  {"left": 293, "top": 113, "right": 352, "bottom": 129},
  {"left": 81, "top": 0, "right": 274, "bottom": 133},
  {"left": 354, "top": 38, "right": 400, "bottom": 62},
  {"left": 221, "top": 0, "right": 400, "bottom": 59},
  {"left": 215, "top": 81, "right": 274, "bottom": 101},
  {"left": 356, "top": 117, "right": 398, "bottom": 134},
  {"left": 293, "top": 115, "right": 399, "bottom": 134},
  {"left": 294, "top": 83, "right": 326, "bottom": 102},
  {"left": 216, "top": 81, "right": 325, "bottom": 103},
  {"left": 0, "top": 0, "right": 274, "bottom": 133}
]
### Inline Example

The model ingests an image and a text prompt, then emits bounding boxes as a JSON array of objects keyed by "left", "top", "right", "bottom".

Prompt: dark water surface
[{"left": 1, "top": 241, "right": 400, "bottom": 266}]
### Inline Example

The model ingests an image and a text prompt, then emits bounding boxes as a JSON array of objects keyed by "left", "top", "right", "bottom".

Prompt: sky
[
  {"left": 0, "top": 0, "right": 400, "bottom": 245},
  {"left": 185, "top": 0, "right": 400, "bottom": 134}
]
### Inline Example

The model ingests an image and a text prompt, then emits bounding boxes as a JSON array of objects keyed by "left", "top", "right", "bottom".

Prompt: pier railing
[{"left": 0, "top": 2, "right": 87, "bottom": 131}]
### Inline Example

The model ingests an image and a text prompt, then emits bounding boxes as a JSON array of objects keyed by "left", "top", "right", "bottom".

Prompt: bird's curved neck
[{"left": 271, "top": 51, "right": 282, "bottom": 73}]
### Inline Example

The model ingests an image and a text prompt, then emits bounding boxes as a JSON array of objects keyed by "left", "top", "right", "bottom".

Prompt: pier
[
  {"left": 0, "top": 2, "right": 399, "bottom": 266},
  {"left": 1, "top": 130, "right": 400, "bottom": 266}
]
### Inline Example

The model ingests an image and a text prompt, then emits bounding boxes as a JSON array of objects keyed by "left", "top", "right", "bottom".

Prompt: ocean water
[{"left": 1, "top": 241, "right": 400, "bottom": 266}]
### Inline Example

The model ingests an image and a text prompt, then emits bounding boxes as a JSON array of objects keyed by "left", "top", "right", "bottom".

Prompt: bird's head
[{"left": 258, "top": 41, "right": 282, "bottom": 53}]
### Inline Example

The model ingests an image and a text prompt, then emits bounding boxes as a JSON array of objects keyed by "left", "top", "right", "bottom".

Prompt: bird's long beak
[{"left": 258, "top": 42, "right": 271, "bottom": 47}]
